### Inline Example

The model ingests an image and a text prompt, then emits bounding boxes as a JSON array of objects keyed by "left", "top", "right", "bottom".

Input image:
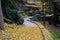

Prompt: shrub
[{"left": 2, "top": 0, "right": 24, "bottom": 25}]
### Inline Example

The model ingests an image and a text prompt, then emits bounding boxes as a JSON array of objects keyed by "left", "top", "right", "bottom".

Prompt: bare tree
[{"left": 0, "top": 0, "right": 4, "bottom": 30}]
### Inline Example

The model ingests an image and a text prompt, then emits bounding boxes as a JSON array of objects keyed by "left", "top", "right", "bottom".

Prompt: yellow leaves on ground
[
  {"left": 0, "top": 23, "right": 43, "bottom": 40},
  {"left": 42, "top": 29, "right": 53, "bottom": 40},
  {"left": 38, "top": 24, "right": 53, "bottom": 40}
]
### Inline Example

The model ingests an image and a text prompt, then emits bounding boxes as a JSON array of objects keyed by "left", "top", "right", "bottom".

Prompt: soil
[
  {"left": 40, "top": 21, "right": 60, "bottom": 32},
  {"left": 47, "top": 24, "right": 60, "bottom": 32}
]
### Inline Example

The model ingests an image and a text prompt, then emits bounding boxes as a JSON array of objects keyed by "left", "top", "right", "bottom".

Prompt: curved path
[
  {"left": 2, "top": 17, "right": 53, "bottom": 40},
  {"left": 23, "top": 17, "right": 53, "bottom": 40}
]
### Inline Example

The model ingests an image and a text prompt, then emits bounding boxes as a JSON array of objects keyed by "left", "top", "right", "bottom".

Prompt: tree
[
  {"left": 48, "top": 0, "right": 60, "bottom": 26},
  {"left": 0, "top": 0, "right": 4, "bottom": 30}
]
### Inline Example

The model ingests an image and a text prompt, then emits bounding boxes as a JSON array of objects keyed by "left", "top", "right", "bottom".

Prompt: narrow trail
[
  {"left": 30, "top": 21, "right": 53, "bottom": 40},
  {"left": 28, "top": 20, "right": 53, "bottom": 40},
  {"left": 23, "top": 16, "right": 53, "bottom": 40},
  {"left": 27, "top": 20, "right": 45, "bottom": 40}
]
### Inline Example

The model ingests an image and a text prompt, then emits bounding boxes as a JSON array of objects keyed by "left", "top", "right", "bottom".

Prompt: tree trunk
[
  {"left": 49, "top": 0, "right": 54, "bottom": 14},
  {"left": 0, "top": 0, "right": 4, "bottom": 30}
]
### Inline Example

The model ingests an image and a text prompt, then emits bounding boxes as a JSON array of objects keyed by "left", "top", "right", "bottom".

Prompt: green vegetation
[
  {"left": 51, "top": 32, "right": 60, "bottom": 40},
  {"left": 41, "top": 0, "right": 48, "bottom": 2},
  {"left": 1, "top": 0, "right": 24, "bottom": 25},
  {"left": 33, "top": 14, "right": 41, "bottom": 21}
]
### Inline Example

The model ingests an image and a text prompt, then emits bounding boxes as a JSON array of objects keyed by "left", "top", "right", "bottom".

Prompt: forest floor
[
  {"left": 40, "top": 21, "right": 60, "bottom": 40},
  {"left": 0, "top": 17, "right": 53, "bottom": 40},
  {"left": 0, "top": 23, "right": 43, "bottom": 40},
  {"left": 47, "top": 24, "right": 60, "bottom": 32},
  {"left": 46, "top": 24, "right": 60, "bottom": 40},
  {"left": 40, "top": 21, "right": 60, "bottom": 32}
]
